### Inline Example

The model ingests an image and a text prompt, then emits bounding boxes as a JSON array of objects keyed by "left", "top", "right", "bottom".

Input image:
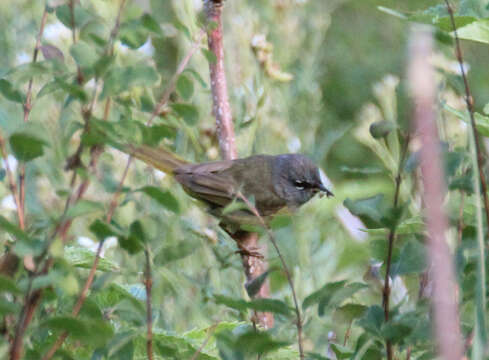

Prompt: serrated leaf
[
  {"left": 0, "top": 79, "right": 25, "bottom": 103},
  {"left": 139, "top": 186, "right": 180, "bottom": 213},
  {"left": 171, "top": 103, "right": 199, "bottom": 125},
  {"left": 9, "top": 132, "right": 47, "bottom": 162}
]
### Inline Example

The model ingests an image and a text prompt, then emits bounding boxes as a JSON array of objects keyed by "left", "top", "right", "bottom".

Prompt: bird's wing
[{"left": 173, "top": 160, "right": 239, "bottom": 207}]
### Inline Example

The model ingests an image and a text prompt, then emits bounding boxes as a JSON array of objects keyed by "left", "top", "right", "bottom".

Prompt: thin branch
[
  {"left": 382, "top": 132, "right": 410, "bottom": 360},
  {"left": 144, "top": 247, "right": 154, "bottom": 360},
  {"left": 409, "top": 25, "right": 463, "bottom": 360},
  {"left": 237, "top": 193, "right": 304, "bottom": 360},
  {"left": 190, "top": 324, "right": 218, "bottom": 360},
  {"left": 444, "top": 0, "right": 489, "bottom": 234}
]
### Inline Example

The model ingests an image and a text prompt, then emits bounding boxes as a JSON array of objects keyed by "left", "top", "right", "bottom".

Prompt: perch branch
[
  {"left": 204, "top": 0, "right": 273, "bottom": 329},
  {"left": 144, "top": 248, "right": 154, "bottom": 360}
]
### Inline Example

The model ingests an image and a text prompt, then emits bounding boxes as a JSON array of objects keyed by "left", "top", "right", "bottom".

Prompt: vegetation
[{"left": 1, "top": 0, "right": 489, "bottom": 359}]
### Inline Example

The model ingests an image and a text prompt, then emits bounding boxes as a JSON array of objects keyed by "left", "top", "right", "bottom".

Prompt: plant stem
[{"left": 144, "top": 248, "right": 154, "bottom": 360}]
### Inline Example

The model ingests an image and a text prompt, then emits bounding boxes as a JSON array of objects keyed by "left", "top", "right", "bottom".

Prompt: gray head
[{"left": 271, "top": 154, "right": 333, "bottom": 207}]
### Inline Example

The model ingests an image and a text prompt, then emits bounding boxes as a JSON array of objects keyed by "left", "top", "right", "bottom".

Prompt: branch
[
  {"left": 237, "top": 193, "right": 304, "bottom": 360},
  {"left": 444, "top": 0, "right": 489, "bottom": 235},
  {"left": 144, "top": 247, "right": 154, "bottom": 360},
  {"left": 409, "top": 25, "right": 463, "bottom": 360},
  {"left": 204, "top": 0, "right": 237, "bottom": 160},
  {"left": 204, "top": 0, "right": 273, "bottom": 329},
  {"left": 382, "top": 132, "right": 410, "bottom": 360},
  {"left": 190, "top": 324, "right": 218, "bottom": 360}
]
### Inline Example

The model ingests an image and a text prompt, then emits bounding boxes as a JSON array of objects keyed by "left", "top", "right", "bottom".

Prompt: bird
[{"left": 125, "top": 145, "right": 333, "bottom": 226}]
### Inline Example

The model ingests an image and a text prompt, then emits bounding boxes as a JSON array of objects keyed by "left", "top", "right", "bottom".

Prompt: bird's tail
[{"left": 125, "top": 144, "right": 188, "bottom": 173}]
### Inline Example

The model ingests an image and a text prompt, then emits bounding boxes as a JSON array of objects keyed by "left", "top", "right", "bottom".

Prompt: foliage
[{"left": 0, "top": 0, "right": 488, "bottom": 359}]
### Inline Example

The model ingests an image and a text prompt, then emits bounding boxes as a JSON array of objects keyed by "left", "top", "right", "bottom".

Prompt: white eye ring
[{"left": 295, "top": 185, "right": 304, "bottom": 190}]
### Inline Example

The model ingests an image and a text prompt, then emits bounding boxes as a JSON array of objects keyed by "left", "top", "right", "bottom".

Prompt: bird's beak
[{"left": 317, "top": 183, "right": 334, "bottom": 198}]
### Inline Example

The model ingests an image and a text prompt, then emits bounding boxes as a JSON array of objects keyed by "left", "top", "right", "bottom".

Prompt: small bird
[{"left": 126, "top": 145, "right": 333, "bottom": 226}]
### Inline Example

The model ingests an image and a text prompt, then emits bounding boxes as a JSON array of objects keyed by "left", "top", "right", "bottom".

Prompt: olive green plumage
[{"left": 126, "top": 145, "right": 333, "bottom": 225}]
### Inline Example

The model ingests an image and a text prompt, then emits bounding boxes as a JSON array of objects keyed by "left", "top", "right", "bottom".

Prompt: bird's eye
[{"left": 293, "top": 180, "right": 305, "bottom": 190}]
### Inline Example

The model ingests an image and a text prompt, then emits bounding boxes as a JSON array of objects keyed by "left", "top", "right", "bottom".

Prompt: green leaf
[
  {"left": 141, "top": 14, "right": 163, "bottom": 35},
  {"left": 9, "top": 132, "right": 47, "bottom": 162},
  {"left": 202, "top": 49, "right": 217, "bottom": 64},
  {"left": 54, "top": 77, "right": 88, "bottom": 101},
  {"left": 0, "top": 215, "right": 30, "bottom": 242},
  {"left": 455, "top": 20, "right": 489, "bottom": 44},
  {"left": 70, "top": 41, "right": 98, "bottom": 68},
  {"left": 120, "top": 20, "right": 149, "bottom": 49},
  {"left": 139, "top": 186, "right": 180, "bottom": 213},
  {"left": 344, "top": 194, "right": 387, "bottom": 226},
  {"left": 89, "top": 219, "right": 119, "bottom": 241},
  {"left": 269, "top": 215, "right": 292, "bottom": 229},
  {"left": 119, "top": 221, "right": 145, "bottom": 254},
  {"left": 0, "top": 297, "right": 20, "bottom": 315},
  {"left": 56, "top": 4, "right": 93, "bottom": 29},
  {"left": 0, "top": 169, "right": 5, "bottom": 181},
  {"left": 66, "top": 200, "right": 104, "bottom": 219},
  {"left": 176, "top": 74, "right": 194, "bottom": 100},
  {"left": 330, "top": 343, "right": 354, "bottom": 359},
  {"left": 42, "top": 316, "right": 113, "bottom": 347},
  {"left": 216, "top": 329, "right": 289, "bottom": 356},
  {"left": 358, "top": 305, "right": 384, "bottom": 337},
  {"left": 0, "top": 275, "right": 22, "bottom": 294},
  {"left": 65, "top": 246, "right": 119, "bottom": 272},
  {"left": 170, "top": 103, "right": 199, "bottom": 125},
  {"left": 101, "top": 65, "right": 159, "bottom": 98},
  {"left": 390, "top": 239, "right": 427, "bottom": 277},
  {"left": 37, "top": 79, "right": 60, "bottom": 98},
  {"left": 303, "top": 281, "right": 367, "bottom": 316},
  {"left": 333, "top": 304, "right": 368, "bottom": 323},
  {"left": 154, "top": 238, "right": 200, "bottom": 265},
  {"left": 141, "top": 124, "right": 176, "bottom": 146},
  {"left": 215, "top": 295, "right": 292, "bottom": 316},
  {"left": 380, "top": 321, "right": 413, "bottom": 344},
  {"left": 0, "top": 79, "right": 25, "bottom": 103}
]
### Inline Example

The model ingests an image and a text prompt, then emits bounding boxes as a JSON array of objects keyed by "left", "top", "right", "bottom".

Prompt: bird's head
[{"left": 272, "top": 154, "right": 333, "bottom": 207}]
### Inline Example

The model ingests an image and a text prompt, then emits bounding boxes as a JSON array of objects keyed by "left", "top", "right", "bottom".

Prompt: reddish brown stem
[
  {"left": 409, "top": 25, "right": 463, "bottom": 360},
  {"left": 444, "top": 0, "right": 489, "bottom": 235},
  {"left": 204, "top": 0, "right": 237, "bottom": 161},
  {"left": 204, "top": 0, "right": 273, "bottom": 329}
]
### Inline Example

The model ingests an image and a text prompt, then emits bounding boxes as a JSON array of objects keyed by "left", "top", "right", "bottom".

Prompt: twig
[
  {"left": 204, "top": 0, "right": 273, "bottom": 329},
  {"left": 151, "top": 29, "right": 205, "bottom": 124},
  {"left": 382, "top": 132, "right": 410, "bottom": 360},
  {"left": 144, "top": 247, "right": 154, "bottom": 360},
  {"left": 409, "top": 25, "right": 463, "bottom": 360},
  {"left": 190, "top": 324, "right": 218, "bottom": 360},
  {"left": 237, "top": 193, "right": 304, "bottom": 360},
  {"left": 444, "top": 0, "right": 489, "bottom": 234}
]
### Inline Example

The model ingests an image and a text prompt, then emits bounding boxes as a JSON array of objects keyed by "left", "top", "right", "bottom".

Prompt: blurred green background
[{"left": 0, "top": 0, "right": 487, "bottom": 359}]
